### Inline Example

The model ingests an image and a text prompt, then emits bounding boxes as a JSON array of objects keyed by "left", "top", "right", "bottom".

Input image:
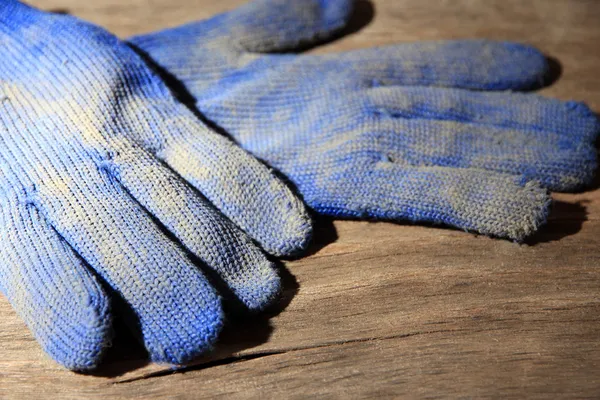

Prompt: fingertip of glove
[
  {"left": 494, "top": 41, "right": 550, "bottom": 89},
  {"left": 47, "top": 292, "right": 113, "bottom": 371},
  {"left": 264, "top": 200, "right": 314, "bottom": 258},
  {"left": 463, "top": 40, "right": 549, "bottom": 90},
  {"left": 320, "top": 0, "right": 357, "bottom": 31},
  {"left": 505, "top": 179, "right": 552, "bottom": 241},
  {"left": 532, "top": 100, "right": 599, "bottom": 192},
  {"left": 148, "top": 299, "right": 225, "bottom": 366},
  {"left": 234, "top": 259, "right": 283, "bottom": 313},
  {"left": 511, "top": 44, "right": 550, "bottom": 87},
  {"left": 564, "top": 100, "right": 600, "bottom": 140}
]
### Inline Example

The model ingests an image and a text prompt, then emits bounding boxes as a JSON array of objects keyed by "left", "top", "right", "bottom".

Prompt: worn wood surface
[{"left": 1, "top": 0, "right": 600, "bottom": 398}]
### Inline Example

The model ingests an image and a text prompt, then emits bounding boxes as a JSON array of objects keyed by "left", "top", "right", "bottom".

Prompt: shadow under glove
[
  {"left": 130, "top": 0, "right": 599, "bottom": 240},
  {"left": 0, "top": 1, "right": 312, "bottom": 371}
]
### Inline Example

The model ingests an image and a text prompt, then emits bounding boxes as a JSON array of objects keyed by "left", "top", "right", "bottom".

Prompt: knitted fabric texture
[
  {"left": 0, "top": 1, "right": 312, "bottom": 370},
  {"left": 130, "top": 0, "right": 600, "bottom": 240}
]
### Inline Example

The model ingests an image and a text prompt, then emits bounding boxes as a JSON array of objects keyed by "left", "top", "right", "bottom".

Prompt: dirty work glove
[
  {"left": 130, "top": 0, "right": 599, "bottom": 240},
  {"left": 0, "top": 1, "right": 312, "bottom": 371}
]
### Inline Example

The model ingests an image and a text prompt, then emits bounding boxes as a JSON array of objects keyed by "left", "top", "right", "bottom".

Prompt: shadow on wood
[{"left": 525, "top": 200, "right": 588, "bottom": 245}]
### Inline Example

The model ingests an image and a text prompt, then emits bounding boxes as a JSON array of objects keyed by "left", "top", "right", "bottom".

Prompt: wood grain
[{"left": 1, "top": 0, "right": 599, "bottom": 398}]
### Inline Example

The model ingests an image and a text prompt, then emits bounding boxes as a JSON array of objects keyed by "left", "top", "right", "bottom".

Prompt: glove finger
[
  {"left": 301, "top": 40, "right": 549, "bottom": 90},
  {"left": 363, "top": 99, "right": 598, "bottom": 191},
  {"left": 366, "top": 86, "right": 600, "bottom": 142},
  {"left": 30, "top": 163, "right": 223, "bottom": 365},
  {"left": 130, "top": 0, "right": 354, "bottom": 54},
  {"left": 0, "top": 195, "right": 111, "bottom": 371},
  {"left": 146, "top": 105, "right": 312, "bottom": 257},
  {"left": 101, "top": 144, "right": 281, "bottom": 311},
  {"left": 315, "top": 161, "right": 550, "bottom": 240}
]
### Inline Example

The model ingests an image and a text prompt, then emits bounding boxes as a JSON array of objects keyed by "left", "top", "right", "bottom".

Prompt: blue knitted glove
[
  {"left": 130, "top": 0, "right": 599, "bottom": 240},
  {"left": 0, "top": 1, "right": 312, "bottom": 370}
]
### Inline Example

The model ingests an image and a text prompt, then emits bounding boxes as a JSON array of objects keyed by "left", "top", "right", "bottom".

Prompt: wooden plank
[{"left": 0, "top": 0, "right": 599, "bottom": 398}]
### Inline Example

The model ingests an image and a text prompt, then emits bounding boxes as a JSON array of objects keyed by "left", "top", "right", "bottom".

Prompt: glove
[
  {"left": 0, "top": 1, "right": 312, "bottom": 370},
  {"left": 130, "top": 0, "right": 599, "bottom": 240}
]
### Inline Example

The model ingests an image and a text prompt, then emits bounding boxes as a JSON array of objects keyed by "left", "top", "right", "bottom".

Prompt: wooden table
[{"left": 1, "top": 0, "right": 599, "bottom": 398}]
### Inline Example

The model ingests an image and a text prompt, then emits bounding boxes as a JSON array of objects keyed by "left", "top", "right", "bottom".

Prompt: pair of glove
[{"left": 0, "top": 0, "right": 597, "bottom": 370}]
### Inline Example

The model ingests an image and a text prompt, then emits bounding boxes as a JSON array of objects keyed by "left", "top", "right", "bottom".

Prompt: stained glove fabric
[
  {"left": 130, "top": 0, "right": 599, "bottom": 240},
  {"left": 0, "top": 1, "right": 312, "bottom": 370}
]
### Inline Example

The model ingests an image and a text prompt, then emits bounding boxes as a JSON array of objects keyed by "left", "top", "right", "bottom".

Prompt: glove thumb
[{"left": 131, "top": 0, "right": 355, "bottom": 54}]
